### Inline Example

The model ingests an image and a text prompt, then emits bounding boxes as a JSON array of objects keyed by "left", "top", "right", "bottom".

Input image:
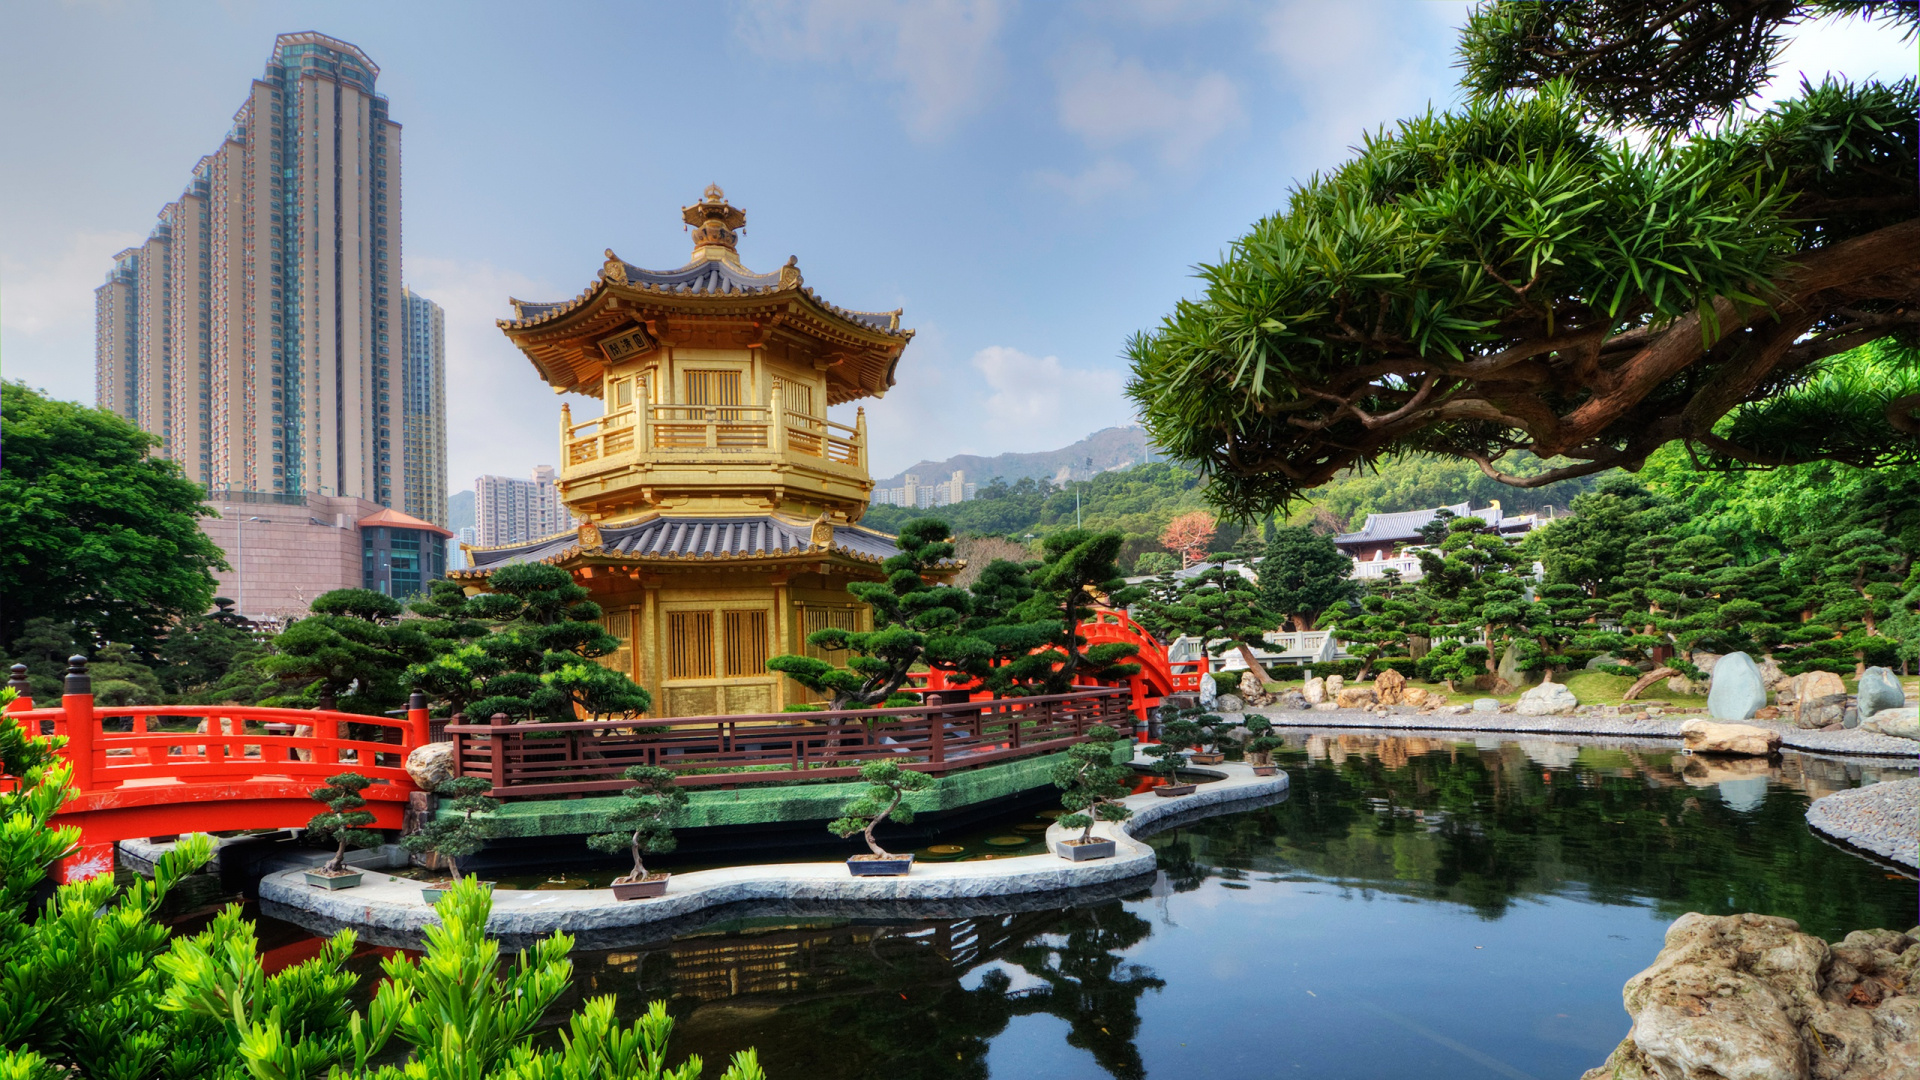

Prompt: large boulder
[
  {"left": 1471, "top": 697, "right": 1501, "bottom": 713},
  {"left": 1373, "top": 669, "right": 1408, "bottom": 706},
  {"left": 1324, "top": 674, "right": 1345, "bottom": 698},
  {"left": 1516, "top": 680, "right": 1579, "bottom": 716},
  {"left": 1859, "top": 667, "right": 1906, "bottom": 719},
  {"left": 1756, "top": 655, "right": 1787, "bottom": 693},
  {"left": 1579, "top": 913, "right": 1920, "bottom": 1080},
  {"left": 1860, "top": 706, "right": 1919, "bottom": 741},
  {"left": 1790, "top": 671, "right": 1849, "bottom": 728},
  {"left": 1335, "top": 686, "right": 1377, "bottom": 709},
  {"left": 1302, "top": 676, "right": 1326, "bottom": 704},
  {"left": 1680, "top": 719, "right": 1781, "bottom": 757},
  {"left": 1198, "top": 668, "right": 1219, "bottom": 706},
  {"left": 1495, "top": 641, "right": 1540, "bottom": 689},
  {"left": 1585, "top": 653, "right": 1620, "bottom": 671},
  {"left": 1214, "top": 693, "right": 1246, "bottom": 714},
  {"left": 1404, "top": 686, "right": 1430, "bottom": 708},
  {"left": 406, "top": 741, "right": 457, "bottom": 790},
  {"left": 1237, "top": 670, "right": 1275, "bottom": 707},
  {"left": 1706, "top": 651, "right": 1768, "bottom": 722}
]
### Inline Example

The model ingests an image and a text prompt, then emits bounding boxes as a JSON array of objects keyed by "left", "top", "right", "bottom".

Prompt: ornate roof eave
[
  {"left": 447, "top": 545, "right": 961, "bottom": 581},
  {"left": 499, "top": 275, "right": 910, "bottom": 402}
]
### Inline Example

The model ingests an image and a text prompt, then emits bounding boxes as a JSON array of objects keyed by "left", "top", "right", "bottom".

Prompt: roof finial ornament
[
  {"left": 600, "top": 249, "right": 628, "bottom": 285},
  {"left": 683, "top": 185, "right": 747, "bottom": 262},
  {"left": 779, "top": 254, "right": 802, "bottom": 288}
]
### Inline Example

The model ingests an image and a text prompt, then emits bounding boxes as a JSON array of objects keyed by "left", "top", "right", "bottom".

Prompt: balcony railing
[
  {"left": 562, "top": 400, "right": 864, "bottom": 472},
  {"left": 1352, "top": 555, "right": 1425, "bottom": 580}
]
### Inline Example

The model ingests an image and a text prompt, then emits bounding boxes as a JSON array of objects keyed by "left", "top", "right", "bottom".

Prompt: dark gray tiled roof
[
  {"left": 1334, "top": 502, "right": 1496, "bottom": 546},
  {"left": 505, "top": 261, "right": 905, "bottom": 337},
  {"left": 465, "top": 516, "right": 904, "bottom": 572}
]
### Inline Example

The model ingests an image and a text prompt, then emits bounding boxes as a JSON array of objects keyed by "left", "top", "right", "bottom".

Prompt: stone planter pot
[
  {"left": 1154, "top": 783, "right": 1197, "bottom": 797},
  {"left": 421, "top": 881, "right": 492, "bottom": 904},
  {"left": 610, "top": 873, "right": 669, "bottom": 900},
  {"left": 1251, "top": 765, "right": 1279, "bottom": 776},
  {"left": 1054, "top": 838, "right": 1117, "bottom": 861},
  {"left": 1189, "top": 752, "right": 1226, "bottom": 765},
  {"left": 847, "top": 854, "right": 915, "bottom": 876},
  {"left": 304, "top": 868, "right": 362, "bottom": 890}
]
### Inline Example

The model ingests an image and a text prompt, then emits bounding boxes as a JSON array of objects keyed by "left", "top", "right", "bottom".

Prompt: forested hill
[
  {"left": 860, "top": 453, "right": 1608, "bottom": 570},
  {"left": 873, "top": 426, "right": 1150, "bottom": 489}
]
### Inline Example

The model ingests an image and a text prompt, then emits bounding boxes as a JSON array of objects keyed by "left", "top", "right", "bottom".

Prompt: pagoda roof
[{"left": 450, "top": 514, "right": 942, "bottom": 579}]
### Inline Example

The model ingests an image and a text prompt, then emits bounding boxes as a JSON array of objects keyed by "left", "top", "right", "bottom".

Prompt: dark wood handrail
[{"left": 439, "top": 687, "right": 1129, "bottom": 735}]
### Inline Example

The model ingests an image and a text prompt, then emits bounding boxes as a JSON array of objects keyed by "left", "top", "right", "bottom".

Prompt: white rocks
[
  {"left": 1302, "top": 677, "right": 1326, "bottom": 704},
  {"left": 1858, "top": 667, "right": 1906, "bottom": 719},
  {"left": 1516, "top": 680, "right": 1579, "bottom": 716},
  {"left": 1680, "top": 719, "right": 1781, "bottom": 757},
  {"left": 1860, "top": 706, "right": 1918, "bottom": 741},
  {"left": 1471, "top": 698, "right": 1501, "bottom": 713},
  {"left": 1706, "top": 651, "right": 1768, "bottom": 721},
  {"left": 406, "top": 742, "right": 456, "bottom": 789}
]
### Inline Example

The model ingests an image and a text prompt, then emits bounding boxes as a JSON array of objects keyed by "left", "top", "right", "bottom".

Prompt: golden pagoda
[{"left": 455, "top": 186, "right": 929, "bottom": 717}]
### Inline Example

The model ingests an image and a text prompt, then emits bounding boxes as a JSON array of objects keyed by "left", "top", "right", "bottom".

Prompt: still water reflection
[{"left": 267, "top": 734, "right": 1918, "bottom": 1079}]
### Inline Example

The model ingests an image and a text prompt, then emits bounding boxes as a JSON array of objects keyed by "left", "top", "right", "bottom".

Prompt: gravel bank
[
  {"left": 1805, "top": 777, "right": 1918, "bottom": 871},
  {"left": 1243, "top": 706, "right": 1919, "bottom": 758}
]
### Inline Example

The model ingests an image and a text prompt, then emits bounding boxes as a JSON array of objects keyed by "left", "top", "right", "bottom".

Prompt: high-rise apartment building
[
  {"left": 872, "top": 469, "right": 975, "bottom": 509},
  {"left": 474, "top": 466, "right": 573, "bottom": 547},
  {"left": 399, "top": 287, "right": 447, "bottom": 526},
  {"left": 94, "top": 32, "right": 407, "bottom": 505}
]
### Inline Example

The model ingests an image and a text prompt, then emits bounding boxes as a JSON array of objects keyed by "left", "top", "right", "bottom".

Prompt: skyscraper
[
  {"left": 94, "top": 32, "right": 404, "bottom": 504},
  {"left": 474, "top": 466, "right": 573, "bottom": 547},
  {"left": 399, "top": 287, "right": 447, "bottom": 526}
]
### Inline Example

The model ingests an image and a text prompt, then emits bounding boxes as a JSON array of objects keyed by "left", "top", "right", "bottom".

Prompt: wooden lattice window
[
  {"left": 684, "top": 370, "right": 740, "bottom": 407},
  {"left": 803, "top": 606, "right": 860, "bottom": 661},
  {"left": 667, "top": 611, "right": 714, "bottom": 681},
  {"left": 773, "top": 375, "right": 816, "bottom": 419},
  {"left": 723, "top": 609, "right": 769, "bottom": 677},
  {"left": 599, "top": 609, "right": 634, "bottom": 678}
]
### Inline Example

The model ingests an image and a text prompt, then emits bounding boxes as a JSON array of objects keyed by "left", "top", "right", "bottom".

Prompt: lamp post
[{"left": 225, "top": 508, "right": 267, "bottom": 617}]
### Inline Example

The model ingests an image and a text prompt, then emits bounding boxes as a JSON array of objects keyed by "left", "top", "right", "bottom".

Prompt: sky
[{"left": 2, "top": 2, "right": 1911, "bottom": 488}]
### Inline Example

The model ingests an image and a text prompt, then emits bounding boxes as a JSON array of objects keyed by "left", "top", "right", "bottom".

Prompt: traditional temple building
[{"left": 453, "top": 186, "right": 930, "bottom": 717}]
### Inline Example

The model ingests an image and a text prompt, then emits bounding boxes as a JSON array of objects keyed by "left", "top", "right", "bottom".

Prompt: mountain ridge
[{"left": 874, "top": 426, "right": 1151, "bottom": 489}]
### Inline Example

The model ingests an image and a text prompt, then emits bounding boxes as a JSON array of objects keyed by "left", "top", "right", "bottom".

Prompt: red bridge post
[
  {"left": 407, "top": 691, "right": 429, "bottom": 752},
  {"left": 57, "top": 656, "right": 114, "bottom": 882}
]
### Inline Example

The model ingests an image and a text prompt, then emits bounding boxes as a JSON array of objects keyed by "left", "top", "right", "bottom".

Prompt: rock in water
[
  {"left": 1679, "top": 719, "right": 1781, "bottom": 756},
  {"left": 1790, "top": 670, "right": 1848, "bottom": 728},
  {"left": 406, "top": 742, "right": 456, "bottom": 789},
  {"left": 1516, "top": 680, "right": 1578, "bottom": 716},
  {"left": 1706, "top": 651, "right": 1768, "bottom": 721},
  {"left": 1373, "top": 669, "right": 1407, "bottom": 706},
  {"left": 1302, "top": 677, "right": 1326, "bottom": 704},
  {"left": 1859, "top": 667, "right": 1905, "bottom": 719},
  {"left": 1579, "top": 913, "right": 1920, "bottom": 1080},
  {"left": 1861, "top": 706, "right": 1919, "bottom": 740}
]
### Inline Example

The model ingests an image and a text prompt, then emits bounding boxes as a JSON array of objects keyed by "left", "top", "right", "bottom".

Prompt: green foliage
[
  {"left": 87, "top": 642, "right": 163, "bottom": 707},
  {"left": 1256, "top": 526, "right": 1359, "bottom": 630},
  {"left": 1133, "top": 562, "right": 1281, "bottom": 679},
  {"left": 0, "top": 383, "right": 226, "bottom": 656},
  {"left": 306, "top": 772, "right": 383, "bottom": 875},
  {"left": 1051, "top": 725, "right": 1135, "bottom": 843},
  {"left": 993, "top": 530, "right": 1144, "bottom": 696},
  {"left": 401, "top": 776, "right": 498, "bottom": 881},
  {"left": 156, "top": 599, "right": 258, "bottom": 697},
  {"left": 586, "top": 766, "right": 688, "bottom": 883},
  {"left": 258, "top": 588, "right": 435, "bottom": 714},
  {"left": 1142, "top": 712, "right": 1203, "bottom": 780},
  {"left": 769, "top": 519, "right": 996, "bottom": 710},
  {"left": 407, "top": 566, "right": 648, "bottom": 723},
  {"left": 1132, "top": 551, "right": 1179, "bottom": 576},
  {"left": 827, "top": 760, "right": 934, "bottom": 859}
]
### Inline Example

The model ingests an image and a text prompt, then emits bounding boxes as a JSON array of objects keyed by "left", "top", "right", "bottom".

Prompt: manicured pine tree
[
  {"left": 1415, "top": 516, "right": 1537, "bottom": 687},
  {"left": 829, "top": 760, "right": 934, "bottom": 858},
  {"left": 993, "top": 529, "right": 1144, "bottom": 696},
  {"left": 402, "top": 775, "right": 498, "bottom": 883},
  {"left": 1131, "top": 561, "right": 1282, "bottom": 682},
  {"left": 306, "top": 772, "right": 382, "bottom": 875},
  {"left": 1051, "top": 724, "right": 1135, "bottom": 844},
  {"left": 1256, "top": 525, "right": 1359, "bottom": 632},
  {"left": 1327, "top": 568, "right": 1429, "bottom": 678},
  {"left": 586, "top": 766, "right": 687, "bottom": 884}
]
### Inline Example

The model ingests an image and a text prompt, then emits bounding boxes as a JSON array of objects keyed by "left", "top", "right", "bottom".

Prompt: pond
[{"left": 247, "top": 732, "right": 1916, "bottom": 1080}]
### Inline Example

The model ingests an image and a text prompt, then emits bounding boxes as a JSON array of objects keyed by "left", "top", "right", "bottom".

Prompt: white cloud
[
  {"left": 1034, "top": 157, "right": 1139, "bottom": 202},
  {"left": 1054, "top": 45, "right": 1243, "bottom": 166},
  {"left": 734, "top": 0, "right": 1008, "bottom": 139},
  {"left": 404, "top": 256, "right": 595, "bottom": 492},
  {"left": 0, "top": 229, "right": 144, "bottom": 402},
  {"left": 1757, "top": 12, "right": 1917, "bottom": 103},
  {"left": 1261, "top": 0, "right": 1473, "bottom": 170}
]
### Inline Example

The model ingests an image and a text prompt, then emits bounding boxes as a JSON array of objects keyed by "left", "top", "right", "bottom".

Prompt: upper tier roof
[{"left": 453, "top": 514, "right": 927, "bottom": 577}]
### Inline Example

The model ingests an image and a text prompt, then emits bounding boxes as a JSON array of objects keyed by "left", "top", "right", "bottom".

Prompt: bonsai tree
[
  {"left": 306, "top": 771, "right": 382, "bottom": 875},
  {"left": 1051, "top": 724, "right": 1135, "bottom": 844},
  {"left": 1142, "top": 716, "right": 1202, "bottom": 781},
  {"left": 828, "top": 760, "right": 934, "bottom": 859},
  {"left": 401, "top": 775, "right": 498, "bottom": 883},
  {"left": 1242, "top": 715, "right": 1278, "bottom": 765},
  {"left": 1189, "top": 713, "right": 1235, "bottom": 759},
  {"left": 586, "top": 765, "right": 687, "bottom": 884}
]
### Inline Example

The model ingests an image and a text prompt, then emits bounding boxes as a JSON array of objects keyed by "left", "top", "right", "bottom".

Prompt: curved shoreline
[
  {"left": 260, "top": 757, "right": 1288, "bottom": 946},
  {"left": 1248, "top": 706, "right": 1918, "bottom": 759},
  {"left": 1805, "top": 778, "right": 1918, "bottom": 871}
]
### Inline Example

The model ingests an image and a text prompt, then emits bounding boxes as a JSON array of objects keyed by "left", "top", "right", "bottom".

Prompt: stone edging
[
  {"left": 1805, "top": 777, "right": 1918, "bottom": 871},
  {"left": 258, "top": 757, "right": 1287, "bottom": 940},
  {"left": 1246, "top": 708, "right": 1919, "bottom": 758}
]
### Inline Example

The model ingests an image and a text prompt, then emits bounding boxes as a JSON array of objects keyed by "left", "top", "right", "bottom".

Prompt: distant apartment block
[
  {"left": 208, "top": 493, "right": 449, "bottom": 619},
  {"left": 474, "top": 466, "right": 574, "bottom": 547},
  {"left": 874, "top": 469, "right": 975, "bottom": 509},
  {"left": 92, "top": 32, "right": 434, "bottom": 512},
  {"left": 399, "top": 287, "right": 447, "bottom": 526}
]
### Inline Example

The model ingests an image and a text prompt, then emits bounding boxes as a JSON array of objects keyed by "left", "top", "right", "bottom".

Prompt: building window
[
  {"left": 723, "top": 610, "right": 769, "bottom": 678},
  {"left": 684, "top": 369, "right": 740, "bottom": 411},
  {"left": 667, "top": 611, "right": 714, "bottom": 681},
  {"left": 600, "top": 609, "right": 634, "bottom": 678},
  {"left": 803, "top": 607, "right": 860, "bottom": 662}
]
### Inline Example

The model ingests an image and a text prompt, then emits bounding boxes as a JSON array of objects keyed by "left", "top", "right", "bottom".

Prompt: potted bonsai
[
  {"left": 304, "top": 771, "right": 382, "bottom": 889},
  {"left": 587, "top": 765, "right": 687, "bottom": 900},
  {"left": 1050, "top": 724, "right": 1134, "bottom": 861},
  {"left": 1142, "top": 717, "right": 1201, "bottom": 797},
  {"left": 1245, "top": 736, "right": 1284, "bottom": 776},
  {"left": 831, "top": 760, "right": 933, "bottom": 876},
  {"left": 1189, "top": 713, "right": 1232, "bottom": 765},
  {"left": 401, "top": 775, "right": 498, "bottom": 903}
]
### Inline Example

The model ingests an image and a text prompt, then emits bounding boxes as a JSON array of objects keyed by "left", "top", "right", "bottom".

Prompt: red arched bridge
[{"left": 10, "top": 613, "right": 1207, "bottom": 884}]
